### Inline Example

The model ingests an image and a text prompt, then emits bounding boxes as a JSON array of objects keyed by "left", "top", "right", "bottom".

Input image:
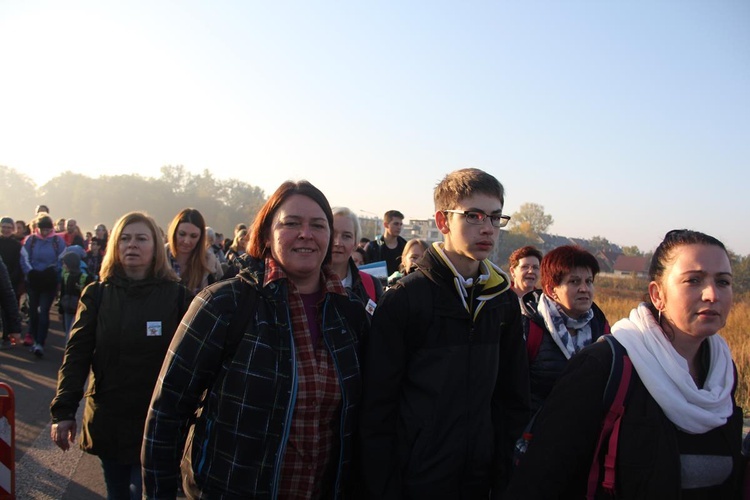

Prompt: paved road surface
[
  {"left": 2, "top": 310, "right": 749, "bottom": 499},
  {"left": 0, "top": 314, "right": 106, "bottom": 499}
]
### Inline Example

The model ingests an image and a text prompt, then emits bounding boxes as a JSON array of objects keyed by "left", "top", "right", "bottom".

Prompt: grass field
[{"left": 595, "top": 276, "right": 750, "bottom": 413}]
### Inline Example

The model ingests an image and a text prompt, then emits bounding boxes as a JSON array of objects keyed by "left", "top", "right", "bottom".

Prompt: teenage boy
[
  {"left": 363, "top": 210, "right": 407, "bottom": 275},
  {"left": 360, "top": 168, "right": 530, "bottom": 498}
]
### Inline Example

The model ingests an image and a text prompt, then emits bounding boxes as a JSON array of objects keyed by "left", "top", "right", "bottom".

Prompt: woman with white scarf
[
  {"left": 519, "top": 245, "right": 610, "bottom": 412},
  {"left": 506, "top": 230, "right": 743, "bottom": 499}
]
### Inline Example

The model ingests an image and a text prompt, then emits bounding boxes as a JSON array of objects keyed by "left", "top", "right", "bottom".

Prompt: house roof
[{"left": 613, "top": 255, "right": 650, "bottom": 273}]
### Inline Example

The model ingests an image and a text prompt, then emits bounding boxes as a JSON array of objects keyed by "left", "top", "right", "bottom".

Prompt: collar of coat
[{"left": 423, "top": 242, "right": 510, "bottom": 321}]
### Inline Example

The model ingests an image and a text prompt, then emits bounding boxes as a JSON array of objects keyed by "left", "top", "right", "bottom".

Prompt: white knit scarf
[
  {"left": 537, "top": 293, "right": 594, "bottom": 360},
  {"left": 612, "top": 303, "right": 735, "bottom": 434}
]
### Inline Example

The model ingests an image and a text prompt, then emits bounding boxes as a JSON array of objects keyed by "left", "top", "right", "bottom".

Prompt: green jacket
[{"left": 50, "top": 273, "right": 190, "bottom": 464}]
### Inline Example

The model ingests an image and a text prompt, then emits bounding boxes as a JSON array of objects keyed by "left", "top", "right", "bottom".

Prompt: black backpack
[{"left": 513, "top": 335, "right": 634, "bottom": 499}]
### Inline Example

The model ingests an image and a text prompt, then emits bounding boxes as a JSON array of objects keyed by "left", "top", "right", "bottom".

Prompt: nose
[
  {"left": 298, "top": 223, "right": 313, "bottom": 239},
  {"left": 702, "top": 283, "right": 719, "bottom": 302}
]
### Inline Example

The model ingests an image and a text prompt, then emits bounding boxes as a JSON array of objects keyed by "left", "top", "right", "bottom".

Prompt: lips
[{"left": 697, "top": 310, "right": 720, "bottom": 317}]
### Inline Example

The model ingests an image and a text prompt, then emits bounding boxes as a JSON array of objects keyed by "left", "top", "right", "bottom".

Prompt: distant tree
[
  {"left": 622, "top": 245, "right": 642, "bottom": 257},
  {"left": 0, "top": 165, "right": 37, "bottom": 217},
  {"left": 509, "top": 203, "right": 553, "bottom": 234}
]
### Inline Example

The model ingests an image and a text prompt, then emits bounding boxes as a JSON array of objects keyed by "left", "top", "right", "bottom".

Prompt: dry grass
[{"left": 596, "top": 281, "right": 750, "bottom": 413}]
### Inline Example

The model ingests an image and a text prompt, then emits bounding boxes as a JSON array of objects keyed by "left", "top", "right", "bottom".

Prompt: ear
[
  {"left": 435, "top": 210, "right": 451, "bottom": 234},
  {"left": 545, "top": 285, "right": 557, "bottom": 300},
  {"left": 648, "top": 281, "right": 664, "bottom": 311}
]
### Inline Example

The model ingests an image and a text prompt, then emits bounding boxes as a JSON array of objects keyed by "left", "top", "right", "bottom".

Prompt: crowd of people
[{"left": 0, "top": 168, "right": 745, "bottom": 499}]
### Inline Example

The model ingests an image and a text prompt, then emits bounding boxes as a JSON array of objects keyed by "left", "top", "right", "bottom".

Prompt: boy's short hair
[
  {"left": 383, "top": 210, "right": 404, "bottom": 224},
  {"left": 433, "top": 168, "right": 504, "bottom": 211}
]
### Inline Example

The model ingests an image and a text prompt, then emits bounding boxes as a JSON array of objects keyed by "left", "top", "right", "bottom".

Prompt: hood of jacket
[{"left": 415, "top": 242, "right": 511, "bottom": 321}]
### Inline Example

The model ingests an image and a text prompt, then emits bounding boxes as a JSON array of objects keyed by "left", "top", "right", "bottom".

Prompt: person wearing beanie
[{"left": 20, "top": 213, "right": 66, "bottom": 357}]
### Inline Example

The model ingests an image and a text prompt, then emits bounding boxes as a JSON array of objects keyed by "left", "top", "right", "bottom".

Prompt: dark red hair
[{"left": 540, "top": 245, "right": 599, "bottom": 295}]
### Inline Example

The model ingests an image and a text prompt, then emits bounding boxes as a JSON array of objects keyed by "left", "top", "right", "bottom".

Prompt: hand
[{"left": 51, "top": 420, "right": 77, "bottom": 451}]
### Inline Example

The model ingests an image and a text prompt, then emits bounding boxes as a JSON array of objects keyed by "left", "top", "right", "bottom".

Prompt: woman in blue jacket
[{"left": 20, "top": 213, "right": 65, "bottom": 357}]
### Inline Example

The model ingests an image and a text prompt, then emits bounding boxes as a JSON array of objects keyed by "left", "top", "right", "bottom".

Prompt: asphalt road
[{"left": 0, "top": 314, "right": 106, "bottom": 499}]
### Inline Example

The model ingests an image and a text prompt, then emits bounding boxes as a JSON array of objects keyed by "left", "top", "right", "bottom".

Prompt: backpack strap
[
  {"left": 525, "top": 320, "right": 544, "bottom": 364},
  {"left": 360, "top": 271, "right": 376, "bottom": 302},
  {"left": 222, "top": 280, "right": 257, "bottom": 361},
  {"left": 586, "top": 335, "right": 633, "bottom": 499}
]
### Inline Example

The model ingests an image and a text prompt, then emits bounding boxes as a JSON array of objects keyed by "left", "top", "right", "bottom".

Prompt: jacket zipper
[{"left": 271, "top": 305, "right": 298, "bottom": 498}]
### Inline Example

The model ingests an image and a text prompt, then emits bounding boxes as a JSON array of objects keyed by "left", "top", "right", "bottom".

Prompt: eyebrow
[
  {"left": 282, "top": 215, "right": 328, "bottom": 222},
  {"left": 465, "top": 207, "right": 503, "bottom": 214},
  {"left": 680, "top": 270, "right": 733, "bottom": 277}
]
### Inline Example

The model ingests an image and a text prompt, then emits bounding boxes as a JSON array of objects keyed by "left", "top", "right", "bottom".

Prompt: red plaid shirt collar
[{"left": 263, "top": 256, "right": 347, "bottom": 297}]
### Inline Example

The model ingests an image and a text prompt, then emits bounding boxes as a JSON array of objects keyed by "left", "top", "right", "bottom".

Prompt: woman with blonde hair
[
  {"left": 51, "top": 211, "right": 190, "bottom": 500},
  {"left": 166, "top": 208, "right": 217, "bottom": 295},
  {"left": 386, "top": 238, "right": 428, "bottom": 287}
]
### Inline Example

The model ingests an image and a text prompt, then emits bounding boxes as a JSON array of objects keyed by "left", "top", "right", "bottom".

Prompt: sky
[{"left": 1, "top": 1, "right": 748, "bottom": 255}]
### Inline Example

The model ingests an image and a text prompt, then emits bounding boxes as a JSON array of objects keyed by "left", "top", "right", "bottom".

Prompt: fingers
[{"left": 50, "top": 421, "right": 76, "bottom": 452}]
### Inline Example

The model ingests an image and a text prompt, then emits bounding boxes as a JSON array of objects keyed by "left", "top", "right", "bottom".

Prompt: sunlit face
[
  {"left": 351, "top": 251, "right": 365, "bottom": 267},
  {"left": 385, "top": 217, "right": 403, "bottom": 237},
  {"left": 550, "top": 266, "right": 595, "bottom": 319},
  {"left": 437, "top": 194, "right": 503, "bottom": 276},
  {"left": 650, "top": 244, "right": 733, "bottom": 342},
  {"left": 332, "top": 214, "right": 357, "bottom": 270},
  {"left": 175, "top": 222, "right": 201, "bottom": 256},
  {"left": 0, "top": 223, "right": 13, "bottom": 237},
  {"left": 267, "top": 195, "right": 330, "bottom": 286},
  {"left": 118, "top": 222, "right": 155, "bottom": 279},
  {"left": 511, "top": 256, "right": 541, "bottom": 295},
  {"left": 402, "top": 244, "right": 425, "bottom": 273}
]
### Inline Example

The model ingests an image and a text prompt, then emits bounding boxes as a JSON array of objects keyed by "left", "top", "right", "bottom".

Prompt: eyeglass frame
[{"left": 442, "top": 209, "right": 511, "bottom": 228}]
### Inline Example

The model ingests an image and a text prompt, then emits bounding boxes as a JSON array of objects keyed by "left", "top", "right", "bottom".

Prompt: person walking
[
  {"left": 50, "top": 211, "right": 189, "bottom": 500},
  {"left": 507, "top": 229, "right": 744, "bottom": 498},
  {"left": 20, "top": 213, "right": 65, "bottom": 357},
  {"left": 143, "top": 181, "right": 369, "bottom": 498}
]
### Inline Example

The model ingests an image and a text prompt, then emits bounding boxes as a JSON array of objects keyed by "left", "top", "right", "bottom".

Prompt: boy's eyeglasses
[{"left": 442, "top": 210, "right": 511, "bottom": 228}]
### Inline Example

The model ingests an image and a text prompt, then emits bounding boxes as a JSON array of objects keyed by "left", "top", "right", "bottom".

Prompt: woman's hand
[{"left": 51, "top": 420, "right": 77, "bottom": 451}]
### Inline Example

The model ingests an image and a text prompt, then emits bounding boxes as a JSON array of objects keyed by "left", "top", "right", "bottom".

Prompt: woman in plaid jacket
[{"left": 143, "top": 181, "right": 369, "bottom": 499}]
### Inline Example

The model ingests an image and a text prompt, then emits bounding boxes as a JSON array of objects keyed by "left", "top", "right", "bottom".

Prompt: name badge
[
  {"left": 365, "top": 299, "right": 377, "bottom": 316},
  {"left": 147, "top": 321, "right": 163, "bottom": 337}
]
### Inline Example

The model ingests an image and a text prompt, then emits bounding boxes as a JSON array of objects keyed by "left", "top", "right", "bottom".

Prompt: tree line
[
  {"left": 0, "top": 165, "right": 267, "bottom": 240},
  {"left": 2, "top": 165, "right": 748, "bottom": 294}
]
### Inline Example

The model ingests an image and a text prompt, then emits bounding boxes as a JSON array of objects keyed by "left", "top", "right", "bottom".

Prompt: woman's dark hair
[
  {"left": 248, "top": 180, "right": 334, "bottom": 265},
  {"left": 508, "top": 245, "right": 543, "bottom": 270},
  {"left": 540, "top": 245, "right": 600, "bottom": 296},
  {"left": 645, "top": 229, "right": 729, "bottom": 318}
]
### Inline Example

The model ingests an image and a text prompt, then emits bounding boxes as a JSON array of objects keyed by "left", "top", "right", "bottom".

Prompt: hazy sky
[{"left": 2, "top": 1, "right": 748, "bottom": 254}]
